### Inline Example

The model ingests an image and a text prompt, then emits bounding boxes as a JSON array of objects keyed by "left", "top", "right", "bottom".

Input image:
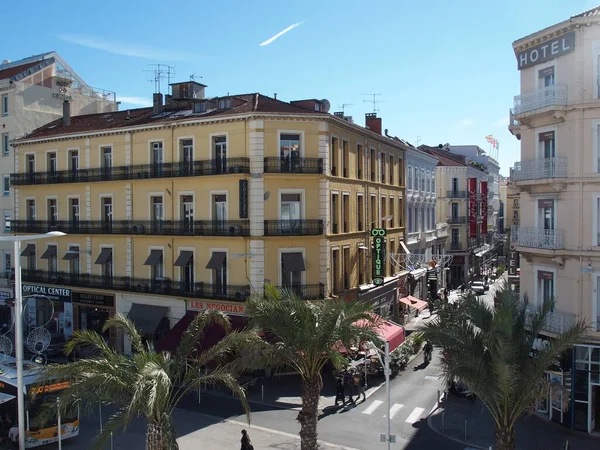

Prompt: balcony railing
[
  {"left": 512, "top": 85, "right": 567, "bottom": 115},
  {"left": 10, "top": 158, "right": 251, "bottom": 186},
  {"left": 276, "top": 284, "right": 325, "bottom": 300},
  {"left": 511, "top": 225, "right": 565, "bottom": 250},
  {"left": 526, "top": 306, "right": 576, "bottom": 335},
  {"left": 511, "top": 157, "right": 567, "bottom": 181},
  {"left": 12, "top": 219, "right": 250, "bottom": 237},
  {"left": 447, "top": 216, "right": 467, "bottom": 224},
  {"left": 446, "top": 190, "right": 467, "bottom": 199},
  {"left": 263, "top": 157, "right": 324, "bottom": 174},
  {"left": 264, "top": 219, "right": 324, "bottom": 236},
  {"left": 22, "top": 269, "right": 251, "bottom": 302}
]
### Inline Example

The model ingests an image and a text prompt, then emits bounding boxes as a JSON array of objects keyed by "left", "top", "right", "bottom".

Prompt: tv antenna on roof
[
  {"left": 362, "top": 93, "right": 385, "bottom": 113},
  {"left": 144, "top": 64, "right": 175, "bottom": 94},
  {"left": 190, "top": 73, "right": 203, "bottom": 82},
  {"left": 338, "top": 103, "right": 355, "bottom": 114}
]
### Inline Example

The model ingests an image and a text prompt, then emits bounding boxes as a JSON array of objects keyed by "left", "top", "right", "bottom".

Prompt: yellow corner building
[{"left": 11, "top": 82, "right": 407, "bottom": 351}]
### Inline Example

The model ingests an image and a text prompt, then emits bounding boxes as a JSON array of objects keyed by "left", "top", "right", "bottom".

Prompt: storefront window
[
  {"left": 575, "top": 368, "right": 589, "bottom": 402},
  {"left": 577, "top": 346, "right": 590, "bottom": 362}
]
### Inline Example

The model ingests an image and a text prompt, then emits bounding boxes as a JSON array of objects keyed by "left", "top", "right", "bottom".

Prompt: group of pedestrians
[{"left": 334, "top": 370, "right": 366, "bottom": 406}]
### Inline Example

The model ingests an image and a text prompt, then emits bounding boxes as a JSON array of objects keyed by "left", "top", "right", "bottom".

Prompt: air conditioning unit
[
  {"left": 131, "top": 224, "right": 145, "bottom": 234},
  {"left": 229, "top": 225, "right": 241, "bottom": 235},
  {"left": 235, "top": 291, "right": 243, "bottom": 300}
]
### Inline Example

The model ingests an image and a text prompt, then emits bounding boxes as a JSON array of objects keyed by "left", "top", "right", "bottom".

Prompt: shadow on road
[{"left": 412, "top": 361, "right": 430, "bottom": 371}]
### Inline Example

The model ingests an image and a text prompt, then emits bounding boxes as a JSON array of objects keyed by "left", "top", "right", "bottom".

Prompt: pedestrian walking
[
  {"left": 334, "top": 376, "right": 345, "bottom": 406},
  {"left": 241, "top": 429, "right": 254, "bottom": 450},
  {"left": 358, "top": 373, "right": 366, "bottom": 401},
  {"left": 344, "top": 370, "right": 354, "bottom": 404}
]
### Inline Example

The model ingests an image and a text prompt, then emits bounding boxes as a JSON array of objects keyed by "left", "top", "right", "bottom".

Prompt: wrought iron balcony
[
  {"left": 446, "top": 190, "right": 467, "bottom": 199},
  {"left": 10, "top": 158, "right": 250, "bottom": 186},
  {"left": 276, "top": 284, "right": 325, "bottom": 300},
  {"left": 511, "top": 157, "right": 567, "bottom": 181},
  {"left": 447, "top": 216, "right": 467, "bottom": 224},
  {"left": 512, "top": 85, "right": 567, "bottom": 115},
  {"left": 12, "top": 219, "right": 250, "bottom": 237},
  {"left": 263, "top": 157, "right": 324, "bottom": 174},
  {"left": 511, "top": 225, "right": 565, "bottom": 250},
  {"left": 21, "top": 269, "right": 251, "bottom": 302},
  {"left": 526, "top": 306, "right": 576, "bottom": 335},
  {"left": 264, "top": 219, "right": 324, "bottom": 236}
]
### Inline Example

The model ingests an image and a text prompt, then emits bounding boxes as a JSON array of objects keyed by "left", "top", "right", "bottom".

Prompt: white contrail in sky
[{"left": 259, "top": 22, "right": 305, "bottom": 47}]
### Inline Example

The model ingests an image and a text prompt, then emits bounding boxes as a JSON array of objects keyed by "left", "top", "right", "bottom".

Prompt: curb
[{"left": 426, "top": 394, "right": 490, "bottom": 450}]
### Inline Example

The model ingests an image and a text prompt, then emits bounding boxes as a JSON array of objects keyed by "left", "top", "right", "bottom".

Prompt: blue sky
[{"left": 3, "top": 0, "right": 598, "bottom": 175}]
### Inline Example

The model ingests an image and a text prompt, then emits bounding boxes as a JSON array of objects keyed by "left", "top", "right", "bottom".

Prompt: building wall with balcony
[
  {"left": 510, "top": 13, "right": 600, "bottom": 352},
  {"left": 12, "top": 102, "right": 408, "bottom": 346}
]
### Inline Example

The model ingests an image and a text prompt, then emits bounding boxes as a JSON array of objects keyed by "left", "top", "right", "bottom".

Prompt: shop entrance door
[
  {"left": 80, "top": 307, "right": 110, "bottom": 338},
  {"left": 591, "top": 385, "right": 600, "bottom": 432}
]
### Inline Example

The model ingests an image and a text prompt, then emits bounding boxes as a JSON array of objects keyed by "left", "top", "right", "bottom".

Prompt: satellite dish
[
  {"left": 321, "top": 99, "right": 331, "bottom": 113},
  {"left": 264, "top": 191, "right": 270, "bottom": 201},
  {"left": 1, "top": 60, "right": 10, "bottom": 65}
]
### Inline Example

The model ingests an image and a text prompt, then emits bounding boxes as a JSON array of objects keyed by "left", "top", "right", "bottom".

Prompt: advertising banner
[
  {"left": 468, "top": 178, "right": 478, "bottom": 238},
  {"left": 481, "top": 181, "right": 488, "bottom": 234}
]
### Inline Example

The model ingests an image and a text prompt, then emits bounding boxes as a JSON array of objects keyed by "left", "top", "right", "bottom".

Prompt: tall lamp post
[
  {"left": 0, "top": 232, "right": 67, "bottom": 450},
  {"left": 369, "top": 340, "right": 393, "bottom": 449}
]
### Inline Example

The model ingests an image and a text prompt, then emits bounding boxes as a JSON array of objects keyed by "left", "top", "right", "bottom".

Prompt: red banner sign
[
  {"left": 480, "top": 181, "right": 488, "bottom": 235},
  {"left": 468, "top": 178, "right": 478, "bottom": 238}
]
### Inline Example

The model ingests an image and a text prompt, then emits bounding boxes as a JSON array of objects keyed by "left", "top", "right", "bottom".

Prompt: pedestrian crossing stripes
[
  {"left": 404, "top": 407, "right": 425, "bottom": 424},
  {"left": 424, "top": 375, "right": 439, "bottom": 380},
  {"left": 383, "top": 403, "right": 404, "bottom": 419},
  {"left": 361, "top": 400, "right": 383, "bottom": 415}
]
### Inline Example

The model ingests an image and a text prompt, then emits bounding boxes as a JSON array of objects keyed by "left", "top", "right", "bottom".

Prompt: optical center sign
[
  {"left": 372, "top": 228, "right": 386, "bottom": 286},
  {"left": 22, "top": 284, "right": 71, "bottom": 302}
]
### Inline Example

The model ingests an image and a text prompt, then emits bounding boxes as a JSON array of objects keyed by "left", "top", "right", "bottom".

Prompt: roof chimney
[
  {"left": 365, "top": 113, "right": 381, "bottom": 135},
  {"left": 153, "top": 93, "right": 163, "bottom": 115},
  {"left": 62, "top": 100, "right": 71, "bottom": 126}
]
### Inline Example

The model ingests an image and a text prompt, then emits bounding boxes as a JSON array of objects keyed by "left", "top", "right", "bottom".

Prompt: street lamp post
[
  {"left": 369, "top": 340, "right": 393, "bottom": 449},
  {"left": 0, "top": 232, "right": 66, "bottom": 450}
]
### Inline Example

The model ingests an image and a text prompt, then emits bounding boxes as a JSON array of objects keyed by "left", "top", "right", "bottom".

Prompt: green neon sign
[{"left": 371, "top": 228, "right": 386, "bottom": 285}]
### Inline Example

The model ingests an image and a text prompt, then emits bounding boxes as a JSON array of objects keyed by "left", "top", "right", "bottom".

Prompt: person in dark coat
[
  {"left": 344, "top": 371, "right": 354, "bottom": 404},
  {"left": 334, "top": 376, "right": 345, "bottom": 406},
  {"left": 241, "top": 429, "right": 253, "bottom": 450}
]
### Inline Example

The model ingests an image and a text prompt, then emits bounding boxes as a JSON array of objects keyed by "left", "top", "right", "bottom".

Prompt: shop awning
[
  {"left": 156, "top": 311, "right": 248, "bottom": 353},
  {"left": 62, "top": 251, "right": 79, "bottom": 261},
  {"left": 40, "top": 246, "right": 57, "bottom": 259},
  {"left": 173, "top": 251, "right": 193, "bottom": 267},
  {"left": 127, "top": 303, "right": 168, "bottom": 335},
  {"left": 144, "top": 250, "right": 163, "bottom": 266},
  {"left": 20, "top": 244, "right": 35, "bottom": 257},
  {"left": 353, "top": 313, "right": 406, "bottom": 352},
  {"left": 94, "top": 248, "right": 112, "bottom": 265},
  {"left": 399, "top": 240, "right": 410, "bottom": 255},
  {"left": 206, "top": 252, "right": 226, "bottom": 269},
  {"left": 282, "top": 252, "right": 306, "bottom": 272},
  {"left": 399, "top": 296, "right": 428, "bottom": 311}
]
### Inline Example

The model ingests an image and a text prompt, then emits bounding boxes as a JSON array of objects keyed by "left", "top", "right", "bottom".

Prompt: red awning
[
  {"left": 353, "top": 313, "right": 405, "bottom": 352},
  {"left": 399, "top": 295, "right": 428, "bottom": 312},
  {"left": 156, "top": 312, "right": 248, "bottom": 353}
]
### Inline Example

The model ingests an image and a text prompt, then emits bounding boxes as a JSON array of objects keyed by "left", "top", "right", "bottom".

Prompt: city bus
[{"left": 0, "top": 355, "right": 79, "bottom": 447}]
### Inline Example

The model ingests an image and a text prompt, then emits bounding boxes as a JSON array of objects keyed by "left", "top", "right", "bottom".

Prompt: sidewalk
[{"left": 428, "top": 395, "right": 600, "bottom": 450}]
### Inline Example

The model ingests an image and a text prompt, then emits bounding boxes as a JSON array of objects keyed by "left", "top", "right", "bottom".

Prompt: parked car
[{"left": 470, "top": 281, "right": 486, "bottom": 295}]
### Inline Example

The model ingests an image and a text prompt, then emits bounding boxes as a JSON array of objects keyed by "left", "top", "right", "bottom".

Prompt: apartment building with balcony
[
  {"left": 508, "top": 6, "right": 600, "bottom": 433},
  {"left": 0, "top": 52, "right": 116, "bottom": 293},
  {"left": 404, "top": 146, "right": 447, "bottom": 301},
  {"left": 419, "top": 145, "right": 490, "bottom": 288},
  {"left": 11, "top": 84, "right": 407, "bottom": 352}
]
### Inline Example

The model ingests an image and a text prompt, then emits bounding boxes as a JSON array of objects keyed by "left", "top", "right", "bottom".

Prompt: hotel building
[
  {"left": 0, "top": 52, "right": 116, "bottom": 297},
  {"left": 509, "top": 6, "right": 600, "bottom": 432},
  {"left": 10, "top": 84, "right": 408, "bottom": 353}
]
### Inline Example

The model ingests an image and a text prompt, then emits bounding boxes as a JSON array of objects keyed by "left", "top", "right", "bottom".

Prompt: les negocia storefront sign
[{"left": 371, "top": 228, "right": 386, "bottom": 286}]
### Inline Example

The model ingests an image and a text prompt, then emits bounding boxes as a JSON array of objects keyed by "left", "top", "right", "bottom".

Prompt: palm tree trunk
[
  {"left": 297, "top": 374, "right": 323, "bottom": 450},
  {"left": 494, "top": 424, "right": 515, "bottom": 450},
  {"left": 146, "top": 421, "right": 172, "bottom": 450}
]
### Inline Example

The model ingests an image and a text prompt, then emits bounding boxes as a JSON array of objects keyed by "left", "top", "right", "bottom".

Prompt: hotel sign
[
  {"left": 371, "top": 228, "right": 386, "bottom": 286},
  {"left": 508, "top": 245, "right": 519, "bottom": 277},
  {"left": 516, "top": 31, "right": 575, "bottom": 70}
]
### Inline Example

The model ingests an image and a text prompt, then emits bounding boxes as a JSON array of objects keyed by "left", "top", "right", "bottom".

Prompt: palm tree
[
  {"left": 41, "top": 310, "right": 262, "bottom": 450},
  {"left": 245, "top": 286, "right": 382, "bottom": 450},
  {"left": 419, "top": 286, "right": 587, "bottom": 450}
]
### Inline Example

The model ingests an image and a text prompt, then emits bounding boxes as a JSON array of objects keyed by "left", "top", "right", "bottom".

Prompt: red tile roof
[
  {"left": 0, "top": 60, "right": 44, "bottom": 81},
  {"left": 418, "top": 145, "right": 467, "bottom": 167},
  {"left": 17, "top": 93, "right": 331, "bottom": 141}
]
